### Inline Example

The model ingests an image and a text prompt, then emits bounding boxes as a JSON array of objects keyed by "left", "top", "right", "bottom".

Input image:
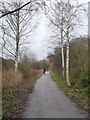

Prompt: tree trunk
[
  {"left": 61, "top": 4, "right": 65, "bottom": 77},
  {"left": 61, "top": 39, "right": 65, "bottom": 77},
  {"left": 66, "top": 31, "right": 71, "bottom": 86},
  {"left": 65, "top": 0, "right": 71, "bottom": 86},
  {"left": 15, "top": 4, "right": 20, "bottom": 72},
  {"left": 15, "top": 57, "right": 18, "bottom": 72}
]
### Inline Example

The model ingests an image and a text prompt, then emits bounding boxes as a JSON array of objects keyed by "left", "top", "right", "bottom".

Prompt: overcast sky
[{"left": 30, "top": 13, "right": 50, "bottom": 60}]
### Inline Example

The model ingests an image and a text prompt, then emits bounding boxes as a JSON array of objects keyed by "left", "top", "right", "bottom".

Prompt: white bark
[
  {"left": 61, "top": 45, "right": 65, "bottom": 76},
  {"left": 66, "top": 42, "right": 71, "bottom": 86},
  {"left": 61, "top": 24, "right": 65, "bottom": 77},
  {"left": 61, "top": 2, "right": 65, "bottom": 77},
  {"left": 15, "top": 58, "right": 18, "bottom": 72},
  {"left": 15, "top": 3, "right": 20, "bottom": 72},
  {"left": 65, "top": 0, "right": 71, "bottom": 86}
]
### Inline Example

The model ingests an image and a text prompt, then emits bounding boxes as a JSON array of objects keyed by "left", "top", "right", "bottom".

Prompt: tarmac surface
[{"left": 22, "top": 72, "right": 88, "bottom": 118}]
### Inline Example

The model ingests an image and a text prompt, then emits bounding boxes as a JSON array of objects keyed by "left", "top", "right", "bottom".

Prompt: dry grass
[{"left": 3, "top": 69, "right": 23, "bottom": 88}]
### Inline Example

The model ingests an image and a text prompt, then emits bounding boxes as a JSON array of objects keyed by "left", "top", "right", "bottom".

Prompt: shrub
[{"left": 80, "top": 77, "right": 90, "bottom": 84}]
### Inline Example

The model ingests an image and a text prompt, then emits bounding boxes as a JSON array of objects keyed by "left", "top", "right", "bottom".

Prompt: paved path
[{"left": 22, "top": 72, "right": 88, "bottom": 118}]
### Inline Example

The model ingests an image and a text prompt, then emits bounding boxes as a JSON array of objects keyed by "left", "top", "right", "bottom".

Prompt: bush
[
  {"left": 2, "top": 58, "right": 14, "bottom": 70},
  {"left": 19, "top": 60, "right": 32, "bottom": 80},
  {"left": 19, "top": 56, "right": 30, "bottom": 79},
  {"left": 19, "top": 56, "right": 40, "bottom": 80},
  {"left": 80, "top": 77, "right": 90, "bottom": 84}
]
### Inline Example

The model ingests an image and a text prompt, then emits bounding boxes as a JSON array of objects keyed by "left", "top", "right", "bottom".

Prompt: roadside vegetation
[
  {"left": 49, "top": 37, "right": 89, "bottom": 113},
  {"left": 2, "top": 56, "right": 43, "bottom": 118}
]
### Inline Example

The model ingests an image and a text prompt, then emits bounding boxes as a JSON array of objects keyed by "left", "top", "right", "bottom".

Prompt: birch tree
[
  {"left": 0, "top": 1, "right": 38, "bottom": 72},
  {"left": 63, "top": 0, "right": 87, "bottom": 86}
]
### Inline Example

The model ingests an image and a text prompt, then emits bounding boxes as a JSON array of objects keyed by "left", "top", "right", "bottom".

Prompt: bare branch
[{"left": 0, "top": 0, "right": 33, "bottom": 18}]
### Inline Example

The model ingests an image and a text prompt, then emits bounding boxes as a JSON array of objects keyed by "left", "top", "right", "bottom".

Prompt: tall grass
[{"left": 3, "top": 70, "right": 23, "bottom": 88}]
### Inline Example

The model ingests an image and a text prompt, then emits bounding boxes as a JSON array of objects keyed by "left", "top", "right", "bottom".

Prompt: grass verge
[{"left": 50, "top": 71, "right": 89, "bottom": 113}]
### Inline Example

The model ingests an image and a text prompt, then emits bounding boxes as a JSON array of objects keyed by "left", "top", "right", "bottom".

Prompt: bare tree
[
  {"left": 0, "top": 0, "right": 33, "bottom": 18},
  {"left": 0, "top": 1, "right": 38, "bottom": 72}
]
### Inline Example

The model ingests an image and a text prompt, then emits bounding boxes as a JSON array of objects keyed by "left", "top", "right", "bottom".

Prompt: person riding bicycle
[{"left": 43, "top": 69, "right": 46, "bottom": 75}]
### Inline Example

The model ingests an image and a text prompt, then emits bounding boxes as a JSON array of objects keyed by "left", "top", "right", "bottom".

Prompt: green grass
[
  {"left": 0, "top": 101, "right": 2, "bottom": 119},
  {"left": 2, "top": 88, "right": 17, "bottom": 118},
  {"left": 50, "top": 71, "right": 89, "bottom": 112}
]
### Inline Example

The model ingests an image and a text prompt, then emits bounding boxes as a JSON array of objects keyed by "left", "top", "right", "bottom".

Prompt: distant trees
[
  {"left": 31, "top": 59, "right": 50, "bottom": 70},
  {"left": 0, "top": 1, "right": 38, "bottom": 72}
]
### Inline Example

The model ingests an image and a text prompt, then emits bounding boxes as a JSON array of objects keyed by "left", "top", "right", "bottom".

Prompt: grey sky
[{"left": 30, "top": 13, "right": 49, "bottom": 60}]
